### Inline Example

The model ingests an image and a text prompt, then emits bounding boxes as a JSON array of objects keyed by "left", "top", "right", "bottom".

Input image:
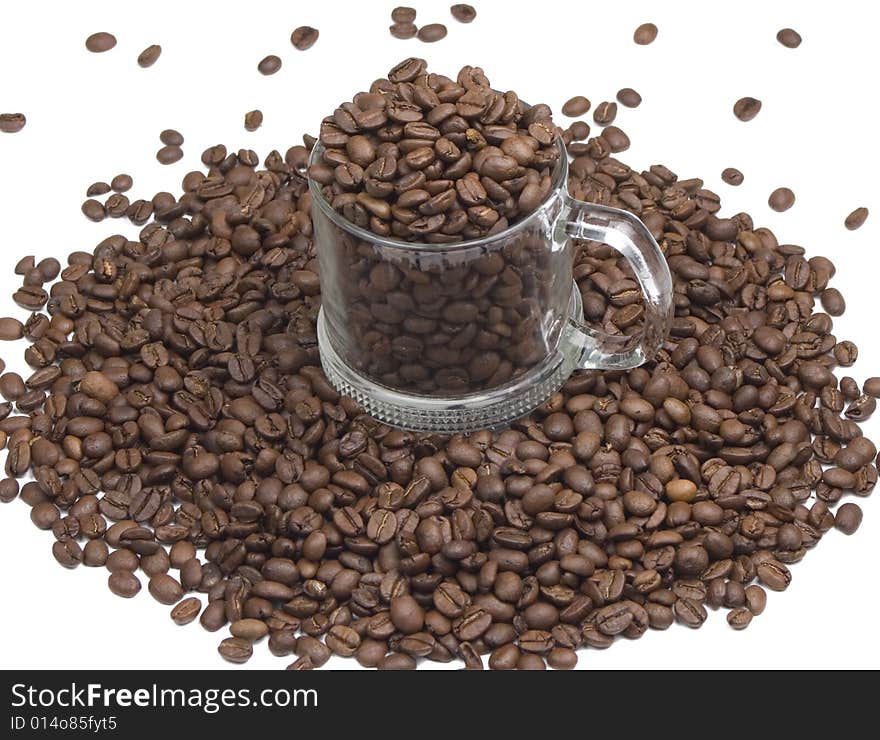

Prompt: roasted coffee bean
[
  {"left": 835, "top": 503, "right": 862, "bottom": 535},
  {"left": 108, "top": 571, "right": 141, "bottom": 598},
  {"left": 734, "top": 97, "right": 762, "bottom": 122},
  {"left": 776, "top": 28, "right": 802, "bottom": 48},
  {"left": 81, "top": 199, "right": 106, "bottom": 222},
  {"left": 137, "top": 44, "right": 162, "bottom": 68},
  {"left": 593, "top": 102, "right": 617, "bottom": 125},
  {"left": 258, "top": 55, "right": 282, "bottom": 75},
  {"left": 722, "top": 167, "right": 744, "bottom": 186},
  {"left": 844, "top": 207, "right": 868, "bottom": 231},
  {"left": 633, "top": 22, "right": 658, "bottom": 45},
  {"left": 245, "top": 110, "right": 264, "bottom": 132},
  {"left": 171, "top": 597, "right": 202, "bottom": 625},
  {"left": 0, "top": 478, "right": 19, "bottom": 503},
  {"left": 392, "top": 7, "right": 417, "bottom": 23},
  {"left": 756, "top": 560, "right": 791, "bottom": 591},
  {"left": 727, "top": 607, "right": 753, "bottom": 630},
  {"left": 160, "top": 129, "right": 184, "bottom": 146},
  {"left": 149, "top": 574, "right": 184, "bottom": 605},
  {"left": 450, "top": 4, "right": 476, "bottom": 23},
  {"left": 0, "top": 114, "right": 26, "bottom": 134},
  {"left": 85, "top": 32, "right": 116, "bottom": 53},
  {"left": 0, "top": 318, "right": 23, "bottom": 341},
  {"left": 218, "top": 637, "right": 253, "bottom": 664},
  {"left": 418, "top": 24, "right": 448, "bottom": 42},
  {"left": 562, "top": 96, "right": 590, "bottom": 117},
  {"left": 616, "top": 88, "right": 641, "bottom": 108},
  {"left": 390, "top": 22, "right": 418, "bottom": 39},
  {"left": 291, "top": 26, "right": 319, "bottom": 50},
  {"left": 156, "top": 145, "right": 183, "bottom": 165},
  {"left": 769, "top": 187, "right": 795, "bottom": 212}
]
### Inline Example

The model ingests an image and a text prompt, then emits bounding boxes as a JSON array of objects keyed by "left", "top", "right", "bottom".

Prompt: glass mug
[{"left": 310, "top": 138, "right": 673, "bottom": 432}]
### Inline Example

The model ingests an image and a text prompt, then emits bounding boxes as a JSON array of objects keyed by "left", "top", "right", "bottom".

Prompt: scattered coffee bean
[
  {"left": 0, "top": 113, "right": 26, "bottom": 134},
  {"left": 633, "top": 23, "right": 658, "bottom": 45},
  {"left": 616, "top": 88, "right": 641, "bottom": 108},
  {"left": 390, "top": 22, "right": 418, "bottom": 39},
  {"left": 562, "top": 96, "right": 590, "bottom": 117},
  {"left": 291, "top": 26, "right": 319, "bottom": 50},
  {"left": 0, "top": 478, "right": 19, "bottom": 503},
  {"left": 768, "top": 187, "right": 795, "bottom": 212},
  {"left": 156, "top": 145, "right": 183, "bottom": 164},
  {"left": 835, "top": 503, "right": 863, "bottom": 535},
  {"left": 721, "top": 167, "right": 744, "bottom": 186},
  {"left": 244, "top": 110, "right": 264, "bottom": 132},
  {"left": 218, "top": 637, "right": 253, "bottom": 664},
  {"left": 137, "top": 44, "right": 162, "bottom": 68},
  {"left": 171, "top": 597, "right": 202, "bottom": 625},
  {"left": 0, "top": 318, "right": 23, "bottom": 341},
  {"left": 258, "top": 55, "right": 282, "bottom": 75},
  {"left": 418, "top": 23, "right": 447, "bottom": 42},
  {"left": 108, "top": 571, "right": 141, "bottom": 598},
  {"left": 776, "top": 28, "right": 802, "bottom": 48},
  {"left": 85, "top": 32, "right": 116, "bottom": 53},
  {"left": 159, "top": 129, "right": 184, "bottom": 146},
  {"left": 727, "top": 607, "right": 752, "bottom": 630},
  {"left": 86, "top": 182, "right": 111, "bottom": 197},
  {"left": 110, "top": 174, "right": 133, "bottom": 193},
  {"left": 733, "top": 97, "right": 762, "bottom": 121},
  {"left": 844, "top": 207, "right": 868, "bottom": 230},
  {"left": 450, "top": 4, "right": 476, "bottom": 23},
  {"left": 392, "top": 7, "right": 417, "bottom": 23},
  {"left": 593, "top": 101, "right": 617, "bottom": 125},
  {"left": 81, "top": 199, "right": 106, "bottom": 222}
]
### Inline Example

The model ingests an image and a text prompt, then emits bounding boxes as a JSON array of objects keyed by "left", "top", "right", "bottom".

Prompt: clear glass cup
[{"left": 310, "top": 138, "right": 673, "bottom": 432}]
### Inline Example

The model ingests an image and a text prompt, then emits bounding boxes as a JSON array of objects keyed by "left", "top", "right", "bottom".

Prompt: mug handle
[{"left": 556, "top": 194, "right": 673, "bottom": 370}]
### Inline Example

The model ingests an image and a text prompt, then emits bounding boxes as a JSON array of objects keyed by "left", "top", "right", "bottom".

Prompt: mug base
[{"left": 316, "top": 287, "right": 585, "bottom": 433}]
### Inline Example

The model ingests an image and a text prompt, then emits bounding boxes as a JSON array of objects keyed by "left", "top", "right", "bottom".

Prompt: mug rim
[{"left": 307, "top": 136, "right": 569, "bottom": 253}]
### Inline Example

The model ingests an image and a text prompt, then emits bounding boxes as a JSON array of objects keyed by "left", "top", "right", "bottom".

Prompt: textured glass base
[{"left": 317, "top": 288, "right": 585, "bottom": 433}]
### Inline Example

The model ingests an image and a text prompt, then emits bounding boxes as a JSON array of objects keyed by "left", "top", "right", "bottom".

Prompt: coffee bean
[
  {"left": 0, "top": 114, "right": 26, "bottom": 134},
  {"left": 721, "top": 167, "right": 744, "bottom": 186},
  {"left": 109, "top": 173, "right": 132, "bottom": 193},
  {"left": 0, "top": 318, "right": 23, "bottom": 341},
  {"left": 633, "top": 22, "right": 658, "bottom": 45},
  {"left": 86, "top": 182, "right": 110, "bottom": 197},
  {"left": 171, "top": 597, "right": 202, "bottom": 625},
  {"left": 390, "top": 595, "right": 425, "bottom": 634},
  {"left": 733, "top": 97, "right": 762, "bottom": 122},
  {"left": 291, "top": 26, "right": 319, "bottom": 50},
  {"left": 230, "top": 618, "right": 270, "bottom": 641},
  {"left": 562, "top": 96, "right": 590, "bottom": 117},
  {"left": 148, "top": 574, "right": 184, "bottom": 605},
  {"left": 616, "top": 88, "right": 641, "bottom": 108},
  {"left": 673, "top": 598, "right": 707, "bottom": 628},
  {"left": 756, "top": 560, "right": 791, "bottom": 591},
  {"left": 727, "top": 607, "right": 753, "bottom": 630},
  {"left": 821, "top": 287, "right": 846, "bottom": 316},
  {"left": 0, "top": 478, "right": 19, "bottom": 503},
  {"left": 390, "top": 22, "right": 418, "bottom": 39},
  {"left": 52, "top": 539, "right": 83, "bottom": 569},
  {"left": 392, "top": 7, "right": 417, "bottom": 23},
  {"left": 844, "top": 207, "right": 868, "bottom": 230},
  {"left": 835, "top": 502, "right": 862, "bottom": 535},
  {"left": 450, "top": 4, "right": 476, "bottom": 23},
  {"left": 218, "top": 637, "right": 253, "bottom": 664},
  {"left": 156, "top": 145, "right": 183, "bottom": 165},
  {"left": 776, "top": 28, "right": 802, "bottom": 48},
  {"left": 258, "top": 55, "right": 282, "bottom": 75},
  {"left": 85, "top": 32, "right": 116, "bottom": 53},
  {"left": 137, "top": 45, "right": 162, "bottom": 68},
  {"left": 418, "top": 23, "right": 447, "bottom": 42},
  {"left": 593, "top": 101, "right": 618, "bottom": 125},
  {"left": 160, "top": 129, "right": 184, "bottom": 146},
  {"left": 108, "top": 571, "right": 141, "bottom": 598},
  {"left": 244, "top": 110, "right": 264, "bottom": 132},
  {"left": 81, "top": 199, "right": 106, "bottom": 222},
  {"left": 83, "top": 540, "right": 109, "bottom": 567},
  {"left": 769, "top": 187, "right": 795, "bottom": 212}
]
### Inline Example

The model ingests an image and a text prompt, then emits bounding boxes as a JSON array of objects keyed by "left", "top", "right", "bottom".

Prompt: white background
[{"left": 0, "top": 0, "right": 877, "bottom": 670}]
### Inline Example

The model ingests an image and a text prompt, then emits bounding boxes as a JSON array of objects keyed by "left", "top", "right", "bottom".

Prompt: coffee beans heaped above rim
[
  {"left": 308, "top": 59, "right": 562, "bottom": 242},
  {"left": 0, "top": 42, "right": 877, "bottom": 672}
]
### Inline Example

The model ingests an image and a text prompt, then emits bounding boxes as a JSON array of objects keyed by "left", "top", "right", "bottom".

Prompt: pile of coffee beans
[
  {"left": 309, "top": 58, "right": 562, "bottom": 241},
  {"left": 0, "top": 56, "right": 876, "bottom": 672}
]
